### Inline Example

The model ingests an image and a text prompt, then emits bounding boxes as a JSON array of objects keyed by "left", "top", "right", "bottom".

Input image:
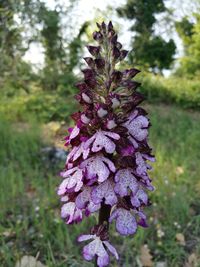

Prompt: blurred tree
[
  {"left": 0, "top": 0, "right": 87, "bottom": 93},
  {"left": 37, "top": 1, "right": 88, "bottom": 91},
  {"left": 117, "top": 0, "right": 176, "bottom": 73},
  {"left": 0, "top": 0, "right": 34, "bottom": 94},
  {"left": 175, "top": 14, "right": 200, "bottom": 77}
]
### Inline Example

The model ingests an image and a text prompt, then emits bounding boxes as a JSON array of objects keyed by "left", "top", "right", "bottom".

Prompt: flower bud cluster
[{"left": 58, "top": 21, "right": 155, "bottom": 267}]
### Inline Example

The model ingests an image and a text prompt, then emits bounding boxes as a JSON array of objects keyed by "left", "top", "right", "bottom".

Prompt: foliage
[
  {"left": 0, "top": 87, "right": 78, "bottom": 123},
  {"left": 175, "top": 13, "right": 200, "bottom": 77},
  {"left": 0, "top": 104, "right": 199, "bottom": 266},
  {"left": 117, "top": 0, "right": 176, "bottom": 73},
  {"left": 0, "top": 0, "right": 34, "bottom": 92},
  {"left": 139, "top": 74, "right": 200, "bottom": 110}
]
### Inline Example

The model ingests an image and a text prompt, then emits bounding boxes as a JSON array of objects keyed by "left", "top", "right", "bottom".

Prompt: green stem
[{"left": 94, "top": 204, "right": 111, "bottom": 266}]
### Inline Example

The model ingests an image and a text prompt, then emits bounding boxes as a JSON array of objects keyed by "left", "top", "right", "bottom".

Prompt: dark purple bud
[
  {"left": 93, "top": 31, "right": 103, "bottom": 42},
  {"left": 83, "top": 57, "right": 95, "bottom": 68},
  {"left": 120, "top": 50, "right": 129, "bottom": 60},
  {"left": 105, "top": 79, "right": 112, "bottom": 90},
  {"left": 95, "top": 58, "right": 105, "bottom": 69},
  {"left": 111, "top": 70, "right": 123, "bottom": 83},
  {"left": 101, "top": 21, "right": 106, "bottom": 33},
  {"left": 71, "top": 111, "right": 81, "bottom": 122},
  {"left": 108, "top": 29, "right": 115, "bottom": 38},
  {"left": 111, "top": 34, "right": 118, "bottom": 44},
  {"left": 116, "top": 42, "right": 122, "bottom": 49},
  {"left": 76, "top": 82, "right": 88, "bottom": 91},
  {"left": 86, "top": 45, "right": 100, "bottom": 57},
  {"left": 82, "top": 69, "right": 95, "bottom": 80},
  {"left": 112, "top": 47, "right": 121, "bottom": 60},
  {"left": 121, "top": 80, "right": 141, "bottom": 90},
  {"left": 132, "top": 92, "right": 145, "bottom": 106},
  {"left": 123, "top": 68, "right": 141, "bottom": 78},
  {"left": 108, "top": 21, "right": 113, "bottom": 31},
  {"left": 138, "top": 218, "right": 148, "bottom": 228},
  {"left": 96, "top": 22, "right": 101, "bottom": 29},
  {"left": 85, "top": 78, "right": 96, "bottom": 89}
]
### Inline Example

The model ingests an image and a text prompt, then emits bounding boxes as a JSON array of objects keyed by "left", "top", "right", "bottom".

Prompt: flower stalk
[{"left": 57, "top": 21, "right": 155, "bottom": 267}]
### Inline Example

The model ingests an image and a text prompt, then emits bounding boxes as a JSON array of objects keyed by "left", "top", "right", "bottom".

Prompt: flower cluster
[{"left": 58, "top": 21, "right": 155, "bottom": 267}]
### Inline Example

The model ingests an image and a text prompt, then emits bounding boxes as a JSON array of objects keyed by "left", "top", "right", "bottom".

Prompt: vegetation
[
  {"left": 117, "top": 0, "right": 176, "bottom": 73},
  {"left": 0, "top": 104, "right": 199, "bottom": 266},
  {"left": 1, "top": 0, "right": 200, "bottom": 266}
]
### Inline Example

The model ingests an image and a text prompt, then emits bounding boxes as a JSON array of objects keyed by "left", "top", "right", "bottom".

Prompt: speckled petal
[
  {"left": 91, "top": 180, "right": 117, "bottom": 206},
  {"left": 61, "top": 202, "right": 82, "bottom": 224},
  {"left": 70, "top": 126, "right": 80, "bottom": 139},
  {"left": 109, "top": 208, "right": 137, "bottom": 235},
  {"left": 80, "top": 155, "right": 115, "bottom": 183},
  {"left": 82, "top": 237, "right": 109, "bottom": 267},
  {"left": 73, "top": 142, "right": 90, "bottom": 161},
  {"left": 124, "top": 113, "right": 149, "bottom": 142},
  {"left": 58, "top": 168, "right": 83, "bottom": 194},
  {"left": 114, "top": 168, "right": 139, "bottom": 196},
  {"left": 84, "top": 130, "right": 120, "bottom": 154},
  {"left": 78, "top": 234, "right": 95, "bottom": 242},
  {"left": 135, "top": 152, "right": 153, "bottom": 176},
  {"left": 103, "top": 241, "right": 119, "bottom": 260},
  {"left": 75, "top": 187, "right": 100, "bottom": 213},
  {"left": 131, "top": 189, "right": 148, "bottom": 207}
]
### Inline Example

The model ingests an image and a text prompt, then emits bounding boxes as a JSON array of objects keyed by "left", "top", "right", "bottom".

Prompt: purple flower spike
[{"left": 58, "top": 21, "right": 155, "bottom": 266}]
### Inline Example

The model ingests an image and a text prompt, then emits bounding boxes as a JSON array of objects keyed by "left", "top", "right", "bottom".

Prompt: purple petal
[
  {"left": 84, "top": 130, "right": 120, "bottom": 153},
  {"left": 70, "top": 126, "right": 80, "bottom": 140},
  {"left": 75, "top": 187, "right": 100, "bottom": 213},
  {"left": 131, "top": 189, "right": 148, "bottom": 207},
  {"left": 103, "top": 241, "right": 119, "bottom": 260},
  {"left": 80, "top": 155, "right": 115, "bottom": 183},
  {"left": 124, "top": 113, "right": 149, "bottom": 142},
  {"left": 73, "top": 142, "right": 90, "bottom": 161},
  {"left": 91, "top": 180, "right": 117, "bottom": 206},
  {"left": 135, "top": 152, "right": 152, "bottom": 176},
  {"left": 114, "top": 168, "right": 139, "bottom": 197},
  {"left": 78, "top": 234, "right": 95, "bottom": 242},
  {"left": 61, "top": 202, "right": 82, "bottom": 224},
  {"left": 109, "top": 208, "right": 137, "bottom": 236},
  {"left": 58, "top": 168, "right": 83, "bottom": 194},
  {"left": 82, "top": 238, "right": 109, "bottom": 266}
]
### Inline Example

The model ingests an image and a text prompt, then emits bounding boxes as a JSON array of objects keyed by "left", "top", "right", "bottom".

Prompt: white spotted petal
[
  {"left": 131, "top": 189, "right": 148, "bottom": 207},
  {"left": 114, "top": 168, "right": 139, "bottom": 196},
  {"left": 80, "top": 155, "right": 115, "bottom": 183},
  {"left": 91, "top": 180, "right": 118, "bottom": 206},
  {"left": 109, "top": 208, "right": 137, "bottom": 236},
  {"left": 84, "top": 130, "right": 120, "bottom": 154},
  {"left": 61, "top": 202, "right": 82, "bottom": 224},
  {"left": 58, "top": 167, "right": 83, "bottom": 194},
  {"left": 78, "top": 235, "right": 119, "bottom": 267},
  {"left": 75, "top": 187, "right": 100, "bottom": 213}
]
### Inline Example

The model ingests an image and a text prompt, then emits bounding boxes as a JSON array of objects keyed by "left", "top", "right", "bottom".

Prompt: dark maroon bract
[{"left": 58, "top": 21, "right": 155, "bottom": 267}]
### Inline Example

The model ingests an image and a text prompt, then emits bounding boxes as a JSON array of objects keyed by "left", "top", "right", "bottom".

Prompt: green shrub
[
  {"left": 139, "top": 74, "right": 200, "bottom": 110},
  {"left": 0, "top": 89, "right": 77, "bottom": 123}
]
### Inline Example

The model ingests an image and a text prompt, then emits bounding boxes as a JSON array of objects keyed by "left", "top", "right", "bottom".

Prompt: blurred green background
[{"left": 0, "top": 0, "right": 200, "bottom": 266}]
